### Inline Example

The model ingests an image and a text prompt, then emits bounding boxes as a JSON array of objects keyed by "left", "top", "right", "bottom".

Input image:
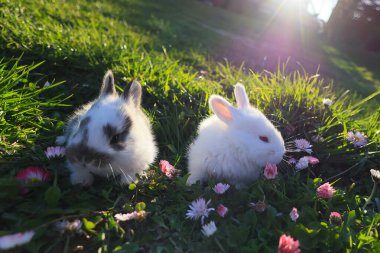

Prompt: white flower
[
  {"left": 55, "top": 219, "right": 82, "bottom": 234},
  {"left": 295, "top": 157, "right": 309, "bottom": 171},
  {"left": 370, "top": 169, "right": 380, "bottom": 180},
  {"left": 114, "top": 211, "right": 138, "bottom": 221},
  {"left": 45, "top": 146, "right": 65, "bottom": 159},
  {"left": 289, "top": 207, "right": 299, "bottom": 222},
  {"left": 294, "top": 139, "right": 312, "bottom": 154},
  {"left": 213, "top": 183, "right": 230, "bottom": 194},
  {"left": 323, "top": 98, "right": 333, "bottom": 106},
  {"left": 201, "top": 221, "right": 217, "bottom": 237},
  {"left": 186, "top": 198, "right": 214, "bottom": 223},
  {"left": 0, "top": 231, "right": 34, "bottom": 250}
]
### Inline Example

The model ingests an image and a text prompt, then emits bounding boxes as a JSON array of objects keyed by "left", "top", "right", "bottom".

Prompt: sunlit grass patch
[{"left": 0, "top": 57, "right": 66, "bottom": 159}]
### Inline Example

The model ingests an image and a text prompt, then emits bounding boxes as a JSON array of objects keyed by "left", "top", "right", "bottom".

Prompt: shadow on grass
[{"left": 321, "top": 43, "right": 380, "bottom": 101}]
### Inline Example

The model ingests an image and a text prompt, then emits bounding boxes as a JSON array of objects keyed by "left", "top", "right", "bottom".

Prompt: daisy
[
  {"left": 216, "top": 204, "right": 228, "bottom": 217},
  {"left": 347, "top": 131, "right": 368, "bottom": 148},
  {"left": 289, "top": 208, "right": 299, "bottom": 222},
  {"left": 370, "top": 169, "right": 380, "bottom": 180},
  {"left": 159, "top": 160, "right": 178, "bottom": 179},
  {"left": 295, "top": 157, "right": 309, "bottom": 171},
  {"left": 213, "top": 183, "right": 230, "bottom": 194},
  {"left": 201, "top": 221, "right": 217, "bottom": 237},
  {"left": 322, "top": 98, "right": 333, "bottom": 106},
  {"left": 16, "top": 166, "right": 51, "bottom": 184},
  {"left": 45, "top": 146, "right": 65, "bottom": 159},
  {"left": 317, "top": 182, "right": 336, "bottom": 199},
  {"left": 278, "top": 234, "right": 301, "bottom": 253},
  {"left": 186, "top": 198, "right": 214, "bottom": 223},
  {"left": 264, "top": 163, "right": 278, "bottom": 179},
  {"left": 294, "top": 139, "right": 312, "bottom": 154},
  {"left": 0, "top": 231, "right": 34, "bottom": 250}
]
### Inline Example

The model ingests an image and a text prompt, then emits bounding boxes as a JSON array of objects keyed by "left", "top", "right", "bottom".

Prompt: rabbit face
[
  {"left": 229, "top": 107, "right": 285, "bottom": 167},
  {"left": 65, "top": 96, "right": 134, "bottom": 174}
]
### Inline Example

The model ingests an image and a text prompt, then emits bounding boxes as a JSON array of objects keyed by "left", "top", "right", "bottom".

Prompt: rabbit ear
[
  {"left": 100, "top": 70, "right": 116, "bottom": 97},
  {"left": 234, "top": 83, "right": 250, "bottom": 109},
  {"left": 209, "top": 95, "right": 237, "bottom": 124},
  {"left": 123, "top": 80, "right": 142, "bottom": 106}
]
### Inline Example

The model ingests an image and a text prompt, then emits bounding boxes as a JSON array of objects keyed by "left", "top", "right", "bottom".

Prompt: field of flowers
[{"left": 0, "top": 0, "right": 379, "bottom": 252}]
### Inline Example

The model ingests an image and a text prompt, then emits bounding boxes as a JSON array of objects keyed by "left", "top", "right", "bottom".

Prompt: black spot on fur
[
  {"left": 103, "top": 116, "right": 132, "bottom": 151},
  {"left": 79, "top": 117, "right": 91, "bottom": 130},
  {"left": 66, "top": 144, "right": 112, "bottom": 167}
]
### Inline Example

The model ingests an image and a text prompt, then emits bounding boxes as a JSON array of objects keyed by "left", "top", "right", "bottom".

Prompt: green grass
[{"left": 0, "top": 0, "right": 379, "bottom": 252}]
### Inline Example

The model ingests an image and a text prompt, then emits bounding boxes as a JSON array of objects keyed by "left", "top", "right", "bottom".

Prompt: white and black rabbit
[
  {"left": 187, "top": 83, "right": 285, "bottom": 186},
  {"left": 57, "top": 70, "right": 157, "bottom": 186}
]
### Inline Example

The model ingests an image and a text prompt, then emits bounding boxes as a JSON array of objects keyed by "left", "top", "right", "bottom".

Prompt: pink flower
[
  {"left": 306, "top": 156, "right": 319, "bottom": 165},
  {"left": 0, "top": 230, "right": 34, "bottom": 250},
  {"left": 16, "top": 166, "right": 51, "bottom": 184},
  {"left": 317, "top": 182, "right": 336, "bottom": 199},
  {"left": 289, "top": 208, "right": 299, "bottom": 222},
  {"left": 294, "top": 138, "right": 312, "bottom": 154},
  {"left": 295, "top": 156, "right": 319, "bottom": 171},
  {"left": 159, "top": 160, "right": 178, "bottom": 179},
  {"left": 45, "top": 146, "right": 65, "bottom": 159},
  {"left": 199, "top": 70, "right": 208, "bottom": 76},
  {"left": 264, "top": 163, "right": 278, "bottom": 179},
  {"left": 186, "top": 198, "right": 214, "bottom": 223},
  {"left": 329, "top": 212, "right": 342, "bottom": 226},
  {"left": 216, "top": 204, "right": 228, "bottom": 217},
  {"left": 347, "top": 131, "right": 368, "bottom": 148},
  {"left": 213, "top": 183, "right": 230, "bottom": 194},
  {"left": 278, "top": 234, "right": 301, "bottom": 253}
]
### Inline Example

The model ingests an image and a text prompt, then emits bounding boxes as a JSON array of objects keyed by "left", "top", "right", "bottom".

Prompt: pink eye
[{"left": 259, "top": 136, "right": 269, "bottom": 143}]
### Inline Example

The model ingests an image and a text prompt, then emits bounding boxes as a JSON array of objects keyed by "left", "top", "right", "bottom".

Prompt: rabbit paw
[{"left": 70, "top": 171, "right": 94, "bottom": 186}]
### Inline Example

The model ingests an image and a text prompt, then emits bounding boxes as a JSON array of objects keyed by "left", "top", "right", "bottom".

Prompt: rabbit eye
[
  {"left": 259, "top": 136, "right": 269, "bottom": 143},
  {"left": 110, "top": 134, "right": 121, "bottom": 144}
]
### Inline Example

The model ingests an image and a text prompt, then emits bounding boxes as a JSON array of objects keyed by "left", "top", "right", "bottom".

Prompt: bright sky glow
[{"left": 308, "top": 0, "right": 338, "bottom": 22}]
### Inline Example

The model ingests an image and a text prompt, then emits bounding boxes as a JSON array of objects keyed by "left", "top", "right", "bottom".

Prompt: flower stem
[
  {"left": 362, "top": 181, "right": 378, "bottom": 210},
  {"left": 214, "top": 237, "right": 226, "bottom": 252}
]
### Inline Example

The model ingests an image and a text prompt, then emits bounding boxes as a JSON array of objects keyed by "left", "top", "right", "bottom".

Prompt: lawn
[{"left": 0, "top": 0, "right": 379, "bottom": 252}]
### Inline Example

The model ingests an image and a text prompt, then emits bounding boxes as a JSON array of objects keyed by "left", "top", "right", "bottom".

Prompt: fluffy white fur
[
  {"left": 187, "top": 83, "right": 285, "bottom": 186},
  {"left": 58, "top": 71, "right": 157, "bottom": 186}
]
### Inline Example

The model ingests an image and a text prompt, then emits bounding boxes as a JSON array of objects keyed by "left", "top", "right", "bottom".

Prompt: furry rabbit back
[
  {"left": 57, "top": 71, "right": 157, "bottom": 186},
  {"left": 187, "top": 83, "right": 285, "bottom": 186}
]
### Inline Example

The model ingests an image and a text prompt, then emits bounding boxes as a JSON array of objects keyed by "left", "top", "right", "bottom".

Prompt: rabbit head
[
  {"left": 187, "top": 83, "right": 285, "bottom": 186},
  {"left": 209, "top": 83, "right": 285, "bottom": 166}
]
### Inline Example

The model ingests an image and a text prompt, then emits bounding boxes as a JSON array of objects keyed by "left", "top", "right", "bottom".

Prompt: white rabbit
[
  {"left": 57, "top": 70, "right": 157, "bottom": 186},
  {"left": 187, "top": 83, "right": 285, "bottom": 186}
]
